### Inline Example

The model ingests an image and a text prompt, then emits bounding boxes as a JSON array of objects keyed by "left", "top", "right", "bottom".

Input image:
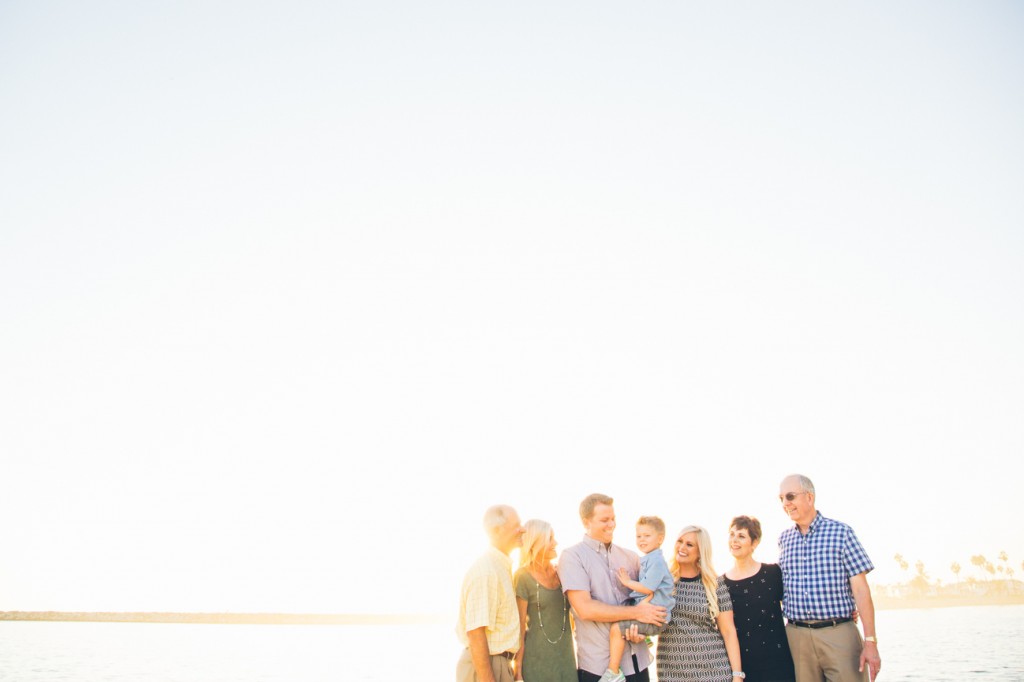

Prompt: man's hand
[
  {"left": 622, "top": 624, "right": 644, "bottom": 643},
  {"left": 859, "top": 641, "right": 880, "bottom": 680},
  {"left": 633, "top": 599, "right": 667, "bottom": 626}
]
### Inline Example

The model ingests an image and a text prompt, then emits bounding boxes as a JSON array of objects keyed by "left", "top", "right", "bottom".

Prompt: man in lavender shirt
[{"left": 557, "top": 493, "right": 668, "bottom": 682}]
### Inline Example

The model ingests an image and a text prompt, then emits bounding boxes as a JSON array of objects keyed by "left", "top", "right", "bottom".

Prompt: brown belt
[{"left": 493, "top": 651, "right": 516, "bottom": 660}]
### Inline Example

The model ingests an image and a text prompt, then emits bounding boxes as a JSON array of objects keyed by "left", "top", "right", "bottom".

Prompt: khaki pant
[
  {"left": 785, "top": 621, "right": 868, "bottom": 682},
  {"left": 456, "top": 648, "right": 515, "bottom": 682}
]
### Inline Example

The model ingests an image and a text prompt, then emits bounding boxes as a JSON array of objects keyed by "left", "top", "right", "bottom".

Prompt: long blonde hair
[
  {"left": 519, "top": 519, "right": 554, "bottom": 570},
  {"left": 670, "top": 525, "right": 722, "bottom": 621}
]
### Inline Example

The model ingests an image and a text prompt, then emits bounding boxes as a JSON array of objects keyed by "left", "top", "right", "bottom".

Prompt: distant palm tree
[
  {"left": 971, "top": 555, "right": 988, "bottom": 580},
  {"left": 909, "top": 560, "right": 930, "bottom": 594},
  {"left": 951, "top": 561, "right": 961, "bottom": 583}
]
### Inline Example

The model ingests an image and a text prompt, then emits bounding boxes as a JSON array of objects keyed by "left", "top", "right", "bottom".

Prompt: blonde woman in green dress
[{"left": 514, "top": 519, "right": 577, "bottom": 682}]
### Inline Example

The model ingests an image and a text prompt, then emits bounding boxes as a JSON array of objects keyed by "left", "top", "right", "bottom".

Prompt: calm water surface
[{"left": 1, "top": 605, "right": 1021, "bottom": 681}]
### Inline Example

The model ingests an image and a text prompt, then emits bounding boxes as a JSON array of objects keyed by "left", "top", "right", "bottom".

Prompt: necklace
[{"left": 534, "top": 576, "right": 568, "bottom": 644}]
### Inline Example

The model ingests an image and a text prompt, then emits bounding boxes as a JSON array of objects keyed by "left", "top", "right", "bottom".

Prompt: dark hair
[
  {"left": 729, "top": 515, "right": 762, "bottom": 543},
  {"left": 636, "top": 516, "right": 665, "bottom": 535}
]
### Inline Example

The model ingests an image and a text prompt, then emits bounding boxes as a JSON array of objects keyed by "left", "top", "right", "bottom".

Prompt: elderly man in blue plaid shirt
[{"left": 777, "top": 474, "right": 882, "bottom": 682}]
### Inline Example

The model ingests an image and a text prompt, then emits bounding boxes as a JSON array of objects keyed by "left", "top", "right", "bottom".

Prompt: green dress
[{"left": 514, "top": 567, "right": 577, "bottom": 682}]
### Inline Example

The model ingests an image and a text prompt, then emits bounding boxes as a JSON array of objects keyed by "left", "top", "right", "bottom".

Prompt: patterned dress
[
  {"left": 723, "top": 564, "right": 795, "bottom": 682},
  {"left": 513, "top": 567, "right": 576, "bottom": 682},
  {"left": 656, "top": 575, "right": 733, "bottom": 682}
]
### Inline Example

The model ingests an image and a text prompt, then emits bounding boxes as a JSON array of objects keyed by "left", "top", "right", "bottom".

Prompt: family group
[{"left": 456, "top": 474, "right": 882, "bottom": 682}]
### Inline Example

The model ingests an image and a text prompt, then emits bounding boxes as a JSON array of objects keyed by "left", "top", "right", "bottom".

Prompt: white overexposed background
[{"left": 1, "top": 1, "right": 1021, "bottom": 617}]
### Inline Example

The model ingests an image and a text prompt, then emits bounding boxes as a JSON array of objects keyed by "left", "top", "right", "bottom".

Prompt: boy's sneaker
[{"left": 598, "top": 670, "right": 626, "bottom": 682}]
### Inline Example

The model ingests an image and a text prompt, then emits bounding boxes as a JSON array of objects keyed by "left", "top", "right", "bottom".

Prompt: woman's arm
[
  {"left": 716, "top": 610, "right": 743, "bottom": 679},
  {"left": 515, "top": 597, "right": 528, "bottom": 680}
]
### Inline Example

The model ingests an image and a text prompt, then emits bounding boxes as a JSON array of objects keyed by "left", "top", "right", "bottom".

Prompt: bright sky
[{"left": 2, "top": 2, "right": 1022, "bottom": 617}]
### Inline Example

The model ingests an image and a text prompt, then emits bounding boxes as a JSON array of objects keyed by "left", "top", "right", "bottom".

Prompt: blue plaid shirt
[{"left": 778, "top": 511, "right": 874, "bottom": 621}]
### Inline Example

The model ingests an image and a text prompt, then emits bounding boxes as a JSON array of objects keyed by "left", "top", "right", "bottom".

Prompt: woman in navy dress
[{"left": 722, "top": 516, "right": 795, "bottom": 682}]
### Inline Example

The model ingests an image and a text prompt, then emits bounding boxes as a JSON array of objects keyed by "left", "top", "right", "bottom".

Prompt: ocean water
[{"left": 1, "top": 605, "right": 1022, "bottom": 681}]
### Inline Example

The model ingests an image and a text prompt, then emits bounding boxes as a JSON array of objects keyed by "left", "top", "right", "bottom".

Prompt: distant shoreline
[
  {"left": 0, "top": 611, "right": 449, "bottom": 625},
  {"left": 3, "top": 597, "right": 1024, "bottom": 625},
  {"left": 873, "top": 594, "right": 1024, "bottom": 610}
]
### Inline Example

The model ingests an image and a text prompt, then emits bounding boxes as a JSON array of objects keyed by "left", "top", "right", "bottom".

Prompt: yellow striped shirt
[{"left": 456, "top": 547, "right": 520, "bottom": 654}]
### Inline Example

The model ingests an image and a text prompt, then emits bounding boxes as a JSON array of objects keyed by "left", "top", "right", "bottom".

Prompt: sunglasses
[{"left": 779, "top": 491, "right": 809, "bottom": 503}]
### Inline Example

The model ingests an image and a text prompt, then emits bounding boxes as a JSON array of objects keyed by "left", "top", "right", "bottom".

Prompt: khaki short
[
  {"left": 786, "top": 620, "right": 868, "bottom": 682},
  {"left": 456, "top": 648, "right": 516, "bottom": 682}
]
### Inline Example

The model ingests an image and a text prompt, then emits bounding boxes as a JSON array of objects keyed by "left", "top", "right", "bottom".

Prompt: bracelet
[
  {"left": 864, "top": 636, "right": 878, "bottom": 644},
  {"left": 732, "top": 673, "right": 745, "bottom": 679}
]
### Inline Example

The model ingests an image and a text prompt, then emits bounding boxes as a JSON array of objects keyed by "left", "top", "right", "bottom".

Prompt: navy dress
[{"left": 722, "top": 564, "right": 795, "bottom": 682}]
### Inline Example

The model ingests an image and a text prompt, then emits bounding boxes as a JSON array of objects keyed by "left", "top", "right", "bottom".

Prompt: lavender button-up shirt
[{"left": 558, "top": 535, "right": 649, "bottom": 676}]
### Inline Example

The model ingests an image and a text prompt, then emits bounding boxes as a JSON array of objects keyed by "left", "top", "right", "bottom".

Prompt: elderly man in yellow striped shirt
[{"left": 456, "top": 505, "right": 526, "bottom": 682}]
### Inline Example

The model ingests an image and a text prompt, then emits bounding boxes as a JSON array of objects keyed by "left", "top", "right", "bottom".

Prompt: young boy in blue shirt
[{"left": 600, "top": 516, "right": 675, "bottom": 682}]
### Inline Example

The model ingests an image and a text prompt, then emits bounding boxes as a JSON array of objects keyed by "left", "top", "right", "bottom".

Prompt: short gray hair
[
  {"left": 792, "top": 474, "right": 815, "bottom": 495},
  {"left": 483, "top": 505, "right": 516, "bottom": 534}
]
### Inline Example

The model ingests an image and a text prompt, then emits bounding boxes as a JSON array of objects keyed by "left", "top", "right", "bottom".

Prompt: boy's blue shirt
[{"left": 633, "top": 548, "right": 675, "bottom": 621}]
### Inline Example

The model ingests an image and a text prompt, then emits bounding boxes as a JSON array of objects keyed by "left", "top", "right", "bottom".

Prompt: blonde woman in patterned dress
[
  {"left": 513, "top": 520, "right": 576, "bottom": 682},
  {"left": 655, "top": 525, "right": 745, "bottom": 682}
]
